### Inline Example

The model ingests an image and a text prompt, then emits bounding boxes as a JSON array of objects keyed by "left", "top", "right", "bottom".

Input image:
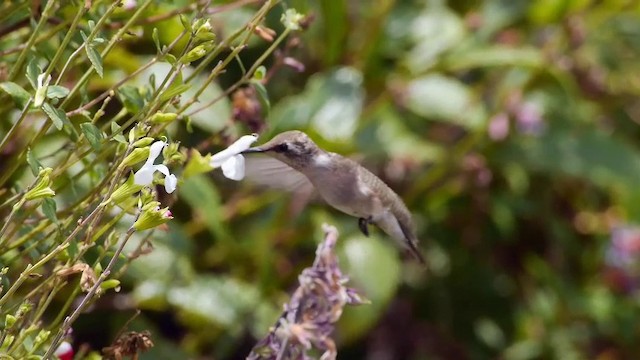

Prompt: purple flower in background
[
  {"left": 488, "top": 113, "right": 510, "bottom": 141},
  {"left": 604, "top": 225, "right": 640, "bottom": 293},
  {"left": 514, "top": 101, "right": 545, "bottom": 136},
  {"left": 248, "top": 225, "right": 368, "bottom": 360}
]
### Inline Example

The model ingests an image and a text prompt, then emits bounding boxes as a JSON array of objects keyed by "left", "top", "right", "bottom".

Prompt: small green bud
[
  {"left": 122, "top": 147, "right": 150, "bottom": 167},
  {"left": 34, "top": 329, "right": 50, "bottom": 345},
  {"left": 162, "top": 142, "right": 181, "bottom": 162},
  {"left": 149, "top": 112, "right": 178, "bottom": 124},
  {"left": 17, "top": 302, "right": 32, "bottom": 318},
  {"left": 195, "top": 20, "right": 215, "bottom": 42},
  {"left": 100, "top": 279, "right": 121, "bottom": 292},
  {"left": 192, "top": 18, "right": 206, "bottom": 31},
  {"left": 1, "top": 334, "right": 14, "bottom": 349},
  {"left": 132, "top": 137, "right": 155, "bottom": 148},
  {"left": 5, "top": 315, "right": 16, "bottom": 329},
  {"left": 180, "top": 43, "right": 211, "bottom": 64},
  {"left": 133, "top": 201, "right": 173, "bottom": 231},
  {"left": 183, "top": 149, "right": 213, "bottom": 178},
  {"left": 24, "top": 167, "right": 55, "bottom": 201},
  {"left": 107, "top": 174, "right": 143, "bottom": 205}
]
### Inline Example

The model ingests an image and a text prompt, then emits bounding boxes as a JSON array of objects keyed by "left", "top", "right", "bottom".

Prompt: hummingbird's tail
[
  {"left": 406, "top": 239, "right": 426, "bottom": 265},
  {"left": 373, "top": 211, "right": 426, "bottom": 266}
]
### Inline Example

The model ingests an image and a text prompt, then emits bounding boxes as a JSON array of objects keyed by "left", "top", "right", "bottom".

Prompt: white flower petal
[
  {"left": 210, "top": 134, "right": 258, "bottom": 168},
  {"left": 134, "top": 165, "right": 155, "bottom": 185},
  {"left": 210, "top": 148, "right": 236, "bottom": 168},
  {"left": 165, "top": 173, "right": 177, "bottom": 193},
  {"left": 221, "top": 155, "right": 245, "bottom": 181},
  {"left": 154, "top": 164, "right": 170, "bottom": 177},
  {"left": 147, "top": 141, "right": 166, "bottom": 165}
]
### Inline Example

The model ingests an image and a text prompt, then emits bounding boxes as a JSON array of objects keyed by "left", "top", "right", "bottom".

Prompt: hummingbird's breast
[{"left": 303, "top": 154, "right": 382, "bottom": 219}]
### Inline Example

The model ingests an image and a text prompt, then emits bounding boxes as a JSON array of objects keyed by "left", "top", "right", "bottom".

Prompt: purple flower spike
[{"left": 248, "top": 224, "right": 368, "bottom": 360}]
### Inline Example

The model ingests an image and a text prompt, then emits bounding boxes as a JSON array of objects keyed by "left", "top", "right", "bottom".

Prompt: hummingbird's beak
[{"left": 242, "top": 146, "right": 266, "bottom": 154}]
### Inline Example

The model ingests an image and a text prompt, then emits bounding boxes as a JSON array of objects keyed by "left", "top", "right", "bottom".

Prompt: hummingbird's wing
[{"left": 244, "top": 156, "right": 316, "bottom": 196}]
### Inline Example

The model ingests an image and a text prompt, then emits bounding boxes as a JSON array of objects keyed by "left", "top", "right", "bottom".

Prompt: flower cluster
[{"left": 248, "top": 225, "right": 368, "bottom": 360}]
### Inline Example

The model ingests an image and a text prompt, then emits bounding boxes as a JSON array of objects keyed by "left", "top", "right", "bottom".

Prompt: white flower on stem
[
  {"left": 210, "top": 134, "right": 258, "bottom": 181},
  {"left": 134, "top": 141, "right": 177, "bottom": 193}
]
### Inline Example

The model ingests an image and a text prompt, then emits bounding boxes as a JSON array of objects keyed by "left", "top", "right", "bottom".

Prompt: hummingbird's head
[{"left": 242, "top": 130, "right": 320, "bottom": 170}]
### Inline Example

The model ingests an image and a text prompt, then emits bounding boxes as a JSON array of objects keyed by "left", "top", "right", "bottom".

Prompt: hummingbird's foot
[{"left": 358, "top": 217, "right": 371, "bottom": 237}]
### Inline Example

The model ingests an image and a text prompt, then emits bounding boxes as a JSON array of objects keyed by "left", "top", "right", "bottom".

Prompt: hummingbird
[{"left": 242, "top": 130, "right": 425, "bottom": 264}]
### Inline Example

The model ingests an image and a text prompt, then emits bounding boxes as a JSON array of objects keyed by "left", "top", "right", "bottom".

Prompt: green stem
[
  {"left": 0, "top": 243, "right": 69, "bottom": 308},
  {"left": 43, "top": 227, "right": 136, "bottom": 360},
  {"left": 44, "top": 4, "right": 88, "bottom": 80},
  {"left": 7, "top": 0, "right": 56, "bottom": 81},
  {"left": 0, "top": 98, "right": 33, "bottom": 155}
]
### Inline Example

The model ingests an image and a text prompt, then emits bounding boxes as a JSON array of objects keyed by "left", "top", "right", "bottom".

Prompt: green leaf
[
  {"left": 251, "top": 80, "right": 270, "bottom": 116},
  {"left": 443, "top": 46, "right": 544, "bottom": 70},
  {"left": 80, "top": 122, "right": 104, "bottom": 150},
  {"left": 110, "top": 122, "right": 127, "bottom": 144},
  {"left": 41, "top": 198, "right": 58, "bottom": 224},
  {"left": 46, "top": 85, "right": 70, "bottom": 100},
  {"left": 179, "top": 175, "right": 230, "bottom": 242},
  {"left": 160, "top": 84, "right": 190, "bottom": 102},
  {"left": 152, "top": 28, "right": 161, "bottom": 53},
  {"left": 338, "top": 235, "right": 401, "bottom": 342},
  {"left": 26, "top": 148, "right": 42, "bottom": 176},
  {"left": 167, "top": 275, "right": 260, "bottom": 328},
  {"left": 0, "top": 82, "right": 31, "bottom": 108},
  {"left": 270, "top": 67, "right": 364, "bottom": 140},
  {"left": 117, "top": 85, "right": 145, "bottom": 113},
  {"left": 42, "top": 102, "right": 70, "bottom": 130},
  {"left": 405, "top": 6, "right": 465, "bottom": 74},
  {"left": 405, "top": 74, "right": 485, "bottom": 129},
  {"left": 26, "top": 60, "right": 40, "bottom": 90},
  {"left": 179, "top": 14, "right": 192, "bottom": 32},
  {"left": 86, "top": 44, "right": 104, "bottom": 77}
]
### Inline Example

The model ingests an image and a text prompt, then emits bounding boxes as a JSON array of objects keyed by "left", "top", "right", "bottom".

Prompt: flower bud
[
  {"left": 122, "top": 147, "right": 151, "bottom": 167},
  {"left": 162, "top": 142, "right": 181, "bottom": 162},
  {"left": 133, "top": 201, "right": 173, "bottom": 231},
  {"left": 132, "top": 137, "right": 156, "bottom": 148},
  {"left": 4, "top": 315, "right": 16, "bottom": 329},
  {"left": 180, "top": 43, "right": 211, "bottom": 64},
  {"left": 101, "top": 279, "right": 121, "bottom": 292},
  {"left": 24, "top": 167, "right": 55, "bottom": 201},
  {"left": 149, "top": 112, "right": 178, "bottom": 124},
  {"left": 195, "top": 20, "right": 216, "bottom": 42},
  {"left": 34, "top": 329, "right": 51, "bottom": 346},
  {"left": 107, "top": 174, "right": 143, "bottom": 205}
]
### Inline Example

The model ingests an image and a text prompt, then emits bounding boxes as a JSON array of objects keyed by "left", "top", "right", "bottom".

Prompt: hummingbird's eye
[{"left": 274, "top": 143, "right": 289, "bottom": 153}]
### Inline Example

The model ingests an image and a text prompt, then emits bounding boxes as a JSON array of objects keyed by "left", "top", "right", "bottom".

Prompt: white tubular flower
[
  {"left": 134, "top": 141, "right": 177, "bottom": 193},
  {"left": 210, "top": 134, "right": 258, "bottom": 181}
]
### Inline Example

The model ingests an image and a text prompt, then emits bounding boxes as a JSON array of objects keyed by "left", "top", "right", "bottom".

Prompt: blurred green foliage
[{"left": 3, "top": 0, "right": 640, "bottom": 359}]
